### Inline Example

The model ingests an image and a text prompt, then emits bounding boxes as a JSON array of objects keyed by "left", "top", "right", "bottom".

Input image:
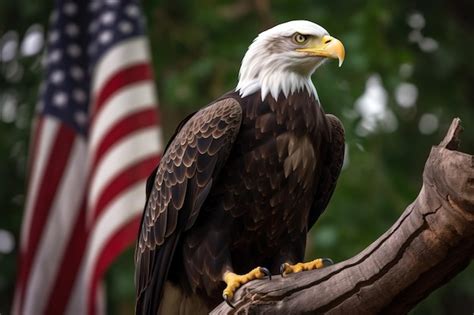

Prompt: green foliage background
[{"left": 0, "top": 0, "right": 473, "bottom": 314}]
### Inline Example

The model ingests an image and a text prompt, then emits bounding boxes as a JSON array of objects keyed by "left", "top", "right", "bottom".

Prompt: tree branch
[{"left": 211, "top": 118, "right": 474, "bottom": 315}]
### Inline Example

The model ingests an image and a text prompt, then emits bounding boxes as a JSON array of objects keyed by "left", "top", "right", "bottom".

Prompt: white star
[
  {"left": 125, "top": 4, "right": 139, "bottom": 17},
  {"left": 99, "top": 31, "right": 113, "bottom": 44},
  {"left": 67, "top": 44, "right": 82, "bottom": 58},
  {"left": 89, "top": 1, "right": 101, "bottom": 12},
  {"left": 53, "top": 92, "right": 68, "bottom": 107},
  {"left": 70, "top": 66, "right": 84, "bottom": 80},
  {"left": 119, "top": 21, "right": 133, "bottom": 34},
  {"left": 48, "top": 50, "right": 62, "bottom": 63},
  {"left": 49, "top": 31, "right": 59, "bottom": 44},
  {"left": 73, "top": 89, "right": 87, "bottom": 103},
  {"left": 101, "top": 12, "right": 116, "bottom": 25},
  {"left": 75, "top": 111, "right": 88, "bottom": 125},
  {"left": 65, "top": 23, "right": 80, "bottom": 37},
  {"left": 106, "top": 0, "right": 119, "bottom": 5},
  {"left": 63, "top": 2, "right": 78, "bottom": 16},
  {"left": 51, "top": 70, "right": 65, "bottom": 84}
]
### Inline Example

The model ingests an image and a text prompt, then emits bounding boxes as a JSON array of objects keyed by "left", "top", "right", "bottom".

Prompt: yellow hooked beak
[{"left": 296, "top": 35, "right": 345, "bottom": 67}]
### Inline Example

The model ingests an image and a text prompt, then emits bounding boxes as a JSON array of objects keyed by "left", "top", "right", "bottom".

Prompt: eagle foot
[
  {"left": 222, "top": 267, "right": 271, "bottom": 308},
  {"left": 280, "top": 257, "right": 333, "bottom": 277}
]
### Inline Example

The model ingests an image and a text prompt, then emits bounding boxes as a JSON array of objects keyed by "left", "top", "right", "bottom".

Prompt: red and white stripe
[{"left": 13, "top": 37, "right": 162, "bottom": 315}]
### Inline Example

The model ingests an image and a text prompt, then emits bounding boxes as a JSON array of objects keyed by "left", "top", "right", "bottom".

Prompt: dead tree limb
[{"left": 211, "top": 118, "right": 474, "bottom": 315}]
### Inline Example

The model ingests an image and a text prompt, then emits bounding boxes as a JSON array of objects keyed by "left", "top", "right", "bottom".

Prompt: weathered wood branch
[{"left": 212, "top": 118, "right": 474, "bottom": 315}]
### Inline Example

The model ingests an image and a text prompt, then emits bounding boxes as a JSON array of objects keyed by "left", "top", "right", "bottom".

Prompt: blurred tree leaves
[
  {"left": 1, "top": 0, "right": 473, "bottom": 314},
  {"left": 0, "top": 1, "right": 51, "bottom": 312}
]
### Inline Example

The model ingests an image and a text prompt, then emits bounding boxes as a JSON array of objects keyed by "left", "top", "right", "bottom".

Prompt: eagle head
[{"left": 236, "top": 20, "right": 345, "bottom": 101}]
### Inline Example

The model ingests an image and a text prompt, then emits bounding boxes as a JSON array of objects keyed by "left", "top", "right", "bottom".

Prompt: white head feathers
[{"left": 236, "top": 20, "right": 330, "bottom": 101}]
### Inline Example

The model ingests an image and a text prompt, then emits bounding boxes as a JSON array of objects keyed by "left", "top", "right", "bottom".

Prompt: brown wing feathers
[
  {"left": 308, "top": 114, "right": 345, "bottom": 227},
  {"left": 135, "top": 98, "right": 242, "bottom": 315}
]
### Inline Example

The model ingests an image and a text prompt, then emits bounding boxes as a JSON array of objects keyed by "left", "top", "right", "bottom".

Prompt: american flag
[{"left": 12, "top": 0, "right": 162, "bottom": 314}]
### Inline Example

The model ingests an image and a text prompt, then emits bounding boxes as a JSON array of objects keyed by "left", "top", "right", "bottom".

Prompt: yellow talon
[
  {"left": 222, "top": 267, "right": 271, "bottom": 307},
  {"left": 280, "top": 258, "right": 333, "bottom": 277}
]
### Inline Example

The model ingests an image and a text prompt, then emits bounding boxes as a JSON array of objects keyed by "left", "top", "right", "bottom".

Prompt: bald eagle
[{"left": 135, "top": 20, "right": 346, "bottom": 314}]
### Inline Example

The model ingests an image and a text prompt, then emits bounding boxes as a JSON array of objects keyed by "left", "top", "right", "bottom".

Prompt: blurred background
[{"left": 0, "top": 0, "right": 473, "bottom": 314}]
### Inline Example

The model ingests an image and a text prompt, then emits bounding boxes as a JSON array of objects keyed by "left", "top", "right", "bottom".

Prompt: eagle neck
[{"left": 237, "top": 71, "right": 318, "bottom": 102}]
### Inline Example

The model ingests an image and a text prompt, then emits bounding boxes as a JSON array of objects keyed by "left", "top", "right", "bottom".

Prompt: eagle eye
[{"left": 293, "top": 33, "right": 308, "bottom": 44}]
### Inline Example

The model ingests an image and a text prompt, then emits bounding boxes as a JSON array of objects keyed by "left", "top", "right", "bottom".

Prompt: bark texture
[{"left": 211, "top": 118, "right": 474, "bottom": 315}]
